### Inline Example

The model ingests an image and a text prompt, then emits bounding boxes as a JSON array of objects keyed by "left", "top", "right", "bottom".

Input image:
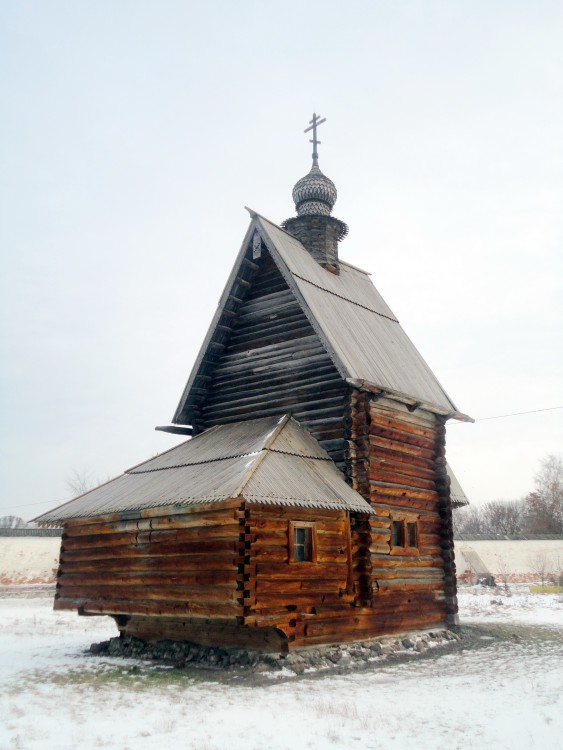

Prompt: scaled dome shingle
[{"left": 292, "top": 165, "right": 337, "bottom": 216}]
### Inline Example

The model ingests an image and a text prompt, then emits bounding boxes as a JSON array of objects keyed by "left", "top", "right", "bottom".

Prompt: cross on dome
[{"left": 304, "top": 112, "right": 326, "bottom": 167}]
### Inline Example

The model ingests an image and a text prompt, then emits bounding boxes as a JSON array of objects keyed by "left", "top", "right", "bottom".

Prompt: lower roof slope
[
  {"left": 446, "top": 463, "right": 470, "bottom": 508},
  {"left": 35, "top": 415, "right": 373, "bottom": 524}
]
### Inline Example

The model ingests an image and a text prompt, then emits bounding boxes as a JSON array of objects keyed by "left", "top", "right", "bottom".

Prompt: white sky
[{"left": 1, "top": 1, "right": 562, "bottom": 520}]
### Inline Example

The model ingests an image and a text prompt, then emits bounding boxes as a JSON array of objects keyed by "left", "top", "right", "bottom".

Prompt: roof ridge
[
  {"left": 268, "top": 447, "right": 332, "bottom": 460},
  {"left": 292, "top": 272, "right": 399, "bottom": 322},
  {"left": 127, "top": 451, "right": 262, "bottom": 474},
  {"left": 124, "top": 424, "right": 221, "bottom": 474},
  {"left": 231, "top": 415, "right": 291, "bottom": 498}
]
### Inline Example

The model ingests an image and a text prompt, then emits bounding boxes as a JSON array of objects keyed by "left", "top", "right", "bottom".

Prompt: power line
[
  {"left": 1, "top": 499, "right": 65, "bottom": 511},
  {"left": 4, "top": 406, "right": 561, "bottom": 513},
  {"left": 451, "top": 405, "right": 563, "bottom": 425}
]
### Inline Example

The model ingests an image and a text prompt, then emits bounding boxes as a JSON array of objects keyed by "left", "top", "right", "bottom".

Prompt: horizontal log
[
  {"left": 205, "top": 375, "right": 344, "bottom": 408},
  {"left": 370, "top": 556, "right": 443, "bottom": 569},
  {"left": 228, "top": 307, "right": 311, "bottom": 339},
  {"left": 61, "top": 532, "right": 238, "bottom": 558},
  {"left": 255, "top": 578, "right": 347, "bottom": 594},
  {"left": 59, "top": 552, "right": 240, "bottom": 573},
  {"left": 203, "top": 394, "right": 346, "bottom": 422},
  {"left": 368, "top": 423, "right": 436, "bottom": 451},
  {"left": 368, "top": 412, "right": 437, "bottom": 439},
  {"left": 369, "top": 435, "right": 435, "bottom": 461},
  {"left": 242, "top": 614, "right": 294, "bottom": 629},
  {"left": 256, "top": 562, "right": 348, "bottom": 579},
  {"left": 369, "top": 469, "right": 436, "bottom": 492},
  {"left": 315, "top": 533, "right": 347, "bottom": 548},
  {"left": 65, "top": 508, "right": 241, "bottom": 537},
  {"left": 369, "top": 482, "right": 439, "bottom": 502},
  {"left": 368, "top": 491, "right": 438, "bottom": 514},
  {"left": 210, "top": 336, "right": 326, "bottom": 372},
  {"left": 371, "top": 400, "right": 438, "bottom": 428},
  {"left": 375, "top": 581, "right": 442, "bottom": 593},
  {"left": 210, "top": 361, "right": 339, "bottom": 395},
  {"left": 248, "top": 505, "right": 345, "bottom": 522},
  {"left": 370, "top": 543, "right": 390, "bottom": 555},
  {"left": 367, "top": 445, "right": 437, "bottom": 473},
  {"left": 235, "top": 288, "right": 295, "bottom": 315},
  {"left": 377, "top": 577, "right": 444, "bottom": 588},
  {"left": 201, "top": 400, "right": 344, "bottom": 427},
  {"left": 57, "top": 583, "right": 239, "bottom": 605},
  {"left": 57, "top": 598, "right": 242, "bottom": 619},
  {"left": 303, "top": 609, "right": 446, "bottom": 640},
  {"left": 58, "top": 570, "right": 236, "bottom": 587},
  {"left": 248, "top": 530, "right": 288, "bottom": 545},
  {"left": 227, "top": 327, "right": 321, "bottom": 356},
  {"left": 252, "top": 592, "right": 353, "bottom": 610},
  {"left": 62, "top": 498, "right": 242, "bottom": 530},
  {"left": 316, "top": 551, "right": 348, "bottom": 564},
  {"left": 62, "top": 525, "right": 239, "bottom": 552},
  {"left": 370, "top": 502, "right": 439, "bottom": 520},
  {"left": 252, "top": 548, "right": 288, "bottom": 562}
]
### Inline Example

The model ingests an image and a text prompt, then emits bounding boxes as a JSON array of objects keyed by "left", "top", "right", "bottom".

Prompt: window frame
[
  {"left": 288, "top": 521, "right": 317, "bottom": 564},
  {"left": 389, "top": 514, "right": 420, "bottom": 556}
]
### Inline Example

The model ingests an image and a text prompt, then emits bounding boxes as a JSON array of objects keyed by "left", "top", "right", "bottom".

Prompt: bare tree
[
  {"left": 453, "top": 505, "right": 485, "bottom": 536},
  {"left": 481, "top": 500, "right": 524, "bottom": 536},
  {"left": 66, "top": 467, "right": 113, "bottom": 498},
  {"left": 495, "top": 554, "right": 512, "bottom": 593},
  {"left": 524, "top": 455, "right": 563, "bottom": 534},
  {"left": 66, "top": 468, "right": 96, "bottom": 497},
  {"left": 528, "top": 551, "right": 553, "bottom": 588},
  {"left": 0, "top": 515, "right": 26, "bottom": 528}
]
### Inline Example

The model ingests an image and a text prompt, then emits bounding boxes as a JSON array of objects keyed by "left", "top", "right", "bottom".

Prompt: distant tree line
[
  {"left": 454, "top": 454, "right": 563, "bottom": 537},
  {"left": 0, "top": 515, "right": 27, "bottom": 528}
]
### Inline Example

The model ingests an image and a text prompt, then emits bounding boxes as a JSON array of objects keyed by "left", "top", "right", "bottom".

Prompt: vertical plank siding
[{"left": 187, "top": 251, "right": 349, "bottom": 469}]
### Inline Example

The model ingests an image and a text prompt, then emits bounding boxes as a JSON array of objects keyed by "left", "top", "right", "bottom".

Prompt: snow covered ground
[{"left": 0, "top": 585, "right": 562, "bottom": 750}]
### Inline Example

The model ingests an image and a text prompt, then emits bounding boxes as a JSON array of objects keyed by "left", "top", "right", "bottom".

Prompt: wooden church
[{"left": 37, "top": 115, "right": 471, "bottom": 652}]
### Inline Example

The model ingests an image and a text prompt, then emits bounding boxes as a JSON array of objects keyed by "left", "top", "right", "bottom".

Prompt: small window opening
[
  {"left": 293, "top": 525, "right": 312, "bottom": 562},
  {"left": 391, "top": 520, "right": 404, "bottom": 548},
  {"left": 390, "top": 517, "right": 420, "bottom": 554}
]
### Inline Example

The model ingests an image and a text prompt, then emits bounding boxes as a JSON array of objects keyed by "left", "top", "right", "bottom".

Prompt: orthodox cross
[{"left": 304, "top": 112, "right": 326, "bottom": 167}]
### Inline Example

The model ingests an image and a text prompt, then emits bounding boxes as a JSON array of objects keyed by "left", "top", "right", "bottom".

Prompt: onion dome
[{"left": 292, "top": 165, "right": 337, "bottom": 217}]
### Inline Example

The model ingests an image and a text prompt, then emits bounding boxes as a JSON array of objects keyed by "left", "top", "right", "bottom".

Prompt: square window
[{"left": 389, "top": 517, "right": 420, "bottom": 554}]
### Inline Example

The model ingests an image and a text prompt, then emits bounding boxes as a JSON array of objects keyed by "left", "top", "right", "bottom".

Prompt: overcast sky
[{"left": 1, "top": 1, "right": 562, "bottom": 521}]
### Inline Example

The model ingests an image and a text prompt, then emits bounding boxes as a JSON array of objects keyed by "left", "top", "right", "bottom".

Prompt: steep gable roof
[
  {"left": 173, "top": 213, "right": 471, "bottom": 424},
  {"left": 34, "top": 415, "right": 373, "bottom": 524}
]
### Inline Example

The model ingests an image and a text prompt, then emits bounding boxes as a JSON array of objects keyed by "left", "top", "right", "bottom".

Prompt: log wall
[
  {"left": 347, "top": 391, "right": 458, "bottom": 635},
  {"left": 185, "top": 251, "right": 349, "bottom": 469},
  {"left": 242, "top": 504, "right": 358, "bottom": 648},
  {"left": 54, "top": 500, "right": 244, "bottom": 623}
]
